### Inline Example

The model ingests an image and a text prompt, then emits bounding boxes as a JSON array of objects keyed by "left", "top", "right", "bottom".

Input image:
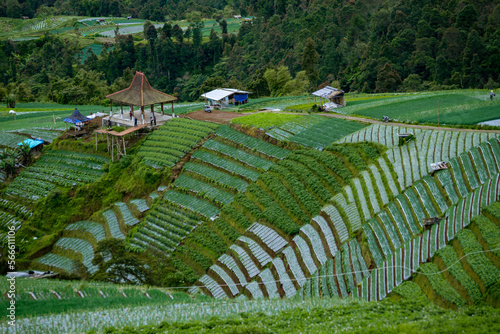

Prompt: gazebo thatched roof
[{"left": 106, "top": 71, "right": 177, "bottom": 107}]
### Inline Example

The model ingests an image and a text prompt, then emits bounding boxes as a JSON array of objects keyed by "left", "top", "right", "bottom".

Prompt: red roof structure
[{"left": 106, "top": 71, "right": 177, "bottom": 106}]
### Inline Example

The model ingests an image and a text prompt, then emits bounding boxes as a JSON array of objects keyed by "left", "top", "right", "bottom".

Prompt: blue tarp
[
  {"left": 234, "top": 94, "right": 248, "bottom": 102},
  {"left": 17, "top": 139, "right": 44, "bottom": 149},
  {"left": 63, "top": 109, "right": 90, "bottom": 125}
]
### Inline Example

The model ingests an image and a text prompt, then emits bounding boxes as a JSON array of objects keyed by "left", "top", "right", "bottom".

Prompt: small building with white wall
[{"left": 201, "top": 88, "right": 251, "bottom": 109}]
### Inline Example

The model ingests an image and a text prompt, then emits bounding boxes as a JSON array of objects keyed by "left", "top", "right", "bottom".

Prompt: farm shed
[
  {"left": 201, "top": 88, "right": 251, "bottom": 109},
  {"left": 312, "top": 86, "right": 346, "bottom": 110},
  {"left": 105, "top": 71, "right": 177, "bottom": 127}
]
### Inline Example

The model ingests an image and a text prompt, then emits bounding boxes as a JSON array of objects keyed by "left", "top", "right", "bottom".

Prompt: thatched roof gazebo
[{"left": 105, "top": 71, "right": 177, "bottom": 126}]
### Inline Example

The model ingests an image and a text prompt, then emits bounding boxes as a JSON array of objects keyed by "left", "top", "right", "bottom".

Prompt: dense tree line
[{"left": 0, "top": 0, "right": 499, "bottom": 105}]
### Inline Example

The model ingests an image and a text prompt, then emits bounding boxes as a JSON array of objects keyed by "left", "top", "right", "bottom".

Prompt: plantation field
[
  {"left": 0, "top": 278, "right": 208, "bottom": 319},
  {"left": 231, "top": 113, "right": 304, "bottom": 129},
  {"left": 137, "top": 118, "right": 219, "bottom": 168},
  {"left": 197, "top": 126, "right": 500, "bottom": 299},
  {"left": 3, "top": 296, "right": 500, "bottom": 333},
  {"left": 5, "top": 150, "right": 109, "bottom": 201},
  {"left": 338, "top": 90, "right": 500, "bottom": 125},
  {"left": 4, "top": 90, "right": 500, "bottom": 332}
]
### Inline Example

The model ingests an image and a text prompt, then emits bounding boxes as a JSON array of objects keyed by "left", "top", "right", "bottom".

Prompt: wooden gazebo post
[
  {"left": 161, "top": 102, "right": 164, "bottom": 116},
  {"left": 150, "top": 104, "right": 155, "bottom": 125},
  {"left": 141, "top": 105, "right": 145, "bottom": 124},
  {"left": 120, "top": 102, "right": 123, "bottom": 119},
  {"left": 171, "top": 101, "right": 175, "bottom": 118}
]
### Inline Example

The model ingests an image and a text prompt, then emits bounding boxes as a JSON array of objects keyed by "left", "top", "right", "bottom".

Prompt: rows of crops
[
  {"left": 288, "top": 118, "right": 367, "bottom": 149},
  {"left": 263, "top": 115, "right": 367, "bottom": 149},
  {"left": 266, "top": 115, "right": 324, "bottom": 140},
  {"left": 0, "top": 132, "right": 28, "bottom": 148},
  {"left": 191, "top": 143, "right": 388, "bottom": 297},
  {"left": 130, "top": 125, "right": 285, "bottom": 254},
  {"left": 197, "top": 134, "right": 500, "bottom": 299},
  {"left": 340, "top": 125, "right": 497, "bottom": 190},
  {"left": 128, "top": 202, "right": 203, "bottom": 253},
  {"left": 36, "top": 200, "right": 143, "bottom": 274},
  {"left": 22, "top": 17, "right": 69, "bottom": 31},
  {"left": 303, "top": 164, "right": 499, "bottom": 302},
  {"left": 0, "top": 197, "right": 31, "bottom": 246},
  {"left": 12, "top": 128, "right": 62, "bottom": 143},
  {"left": 353, "top": 170, "right": 500, "bottom": 303},
  {"left": 99, "top": 23, "right": 163, "bottom": 36},
  {"left": 137, "top": 118, "right": 219, "bottom": 169},
  {"left": 390, "top": 204, "right": 500, "bottom": 308},
  {"left": 4, "top": 150, "right": 109, "bottom": 201}
]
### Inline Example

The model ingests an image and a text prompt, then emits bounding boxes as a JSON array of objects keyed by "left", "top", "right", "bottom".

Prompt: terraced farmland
[
  {"left": 186, "top": 142, "right": 386, "bottom": 296},
  {"left": 196, "top": 133, "right": 500, "bottom": 299},
  {"left": 340, "top": 124, "right": 498, "bottom": 189},
  {"left": 137, "top": 118, "right": 219, "bottom": 169},
  {"left": 130, "top": 125, "right": 288, "bottom": 254},
  {"left": 389, "top": 203, "right": 500, "bottom": 308},
  {"left": 36, "top": 200, "right": 144, "bottom": 274},
  {"left": 4, "top": 150, "right": 110, "bottom": 201},
  {"left": 264, "top": 115, "right": 367, "bottom": 149}
]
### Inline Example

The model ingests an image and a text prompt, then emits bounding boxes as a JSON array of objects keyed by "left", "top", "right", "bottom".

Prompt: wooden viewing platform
[
  {"left": 94, "top": 124, "right": 147, "bottom": 137},
  {"left": 94, "top": 124, "right": 148, "bottom": 161}
]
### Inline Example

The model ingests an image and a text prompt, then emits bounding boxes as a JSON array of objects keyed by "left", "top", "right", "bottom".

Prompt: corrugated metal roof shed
[
  {"left": 201, "top": 88, "right": 251, "bottom": 101},
  {"left": 312, "top": 86, "right": 343, "bottom": 99}
]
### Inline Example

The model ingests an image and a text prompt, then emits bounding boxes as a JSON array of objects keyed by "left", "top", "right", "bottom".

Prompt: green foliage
[
  {"left": 263, "top": 66, "right": 309, "bottom": 97},
  {"left": 418, "top": 262, "right": 468, "bottom": 307},
  {"left": 436, "top": 246, "right": 482, "bottom": 303},
  {"left": 456, "top": 229, "right": 500, "bottom": 289},
  {"left": 92, "top": 239, "right": 150, "bottom": 284}
]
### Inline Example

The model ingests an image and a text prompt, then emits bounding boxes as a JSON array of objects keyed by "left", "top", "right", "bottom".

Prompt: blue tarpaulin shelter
[
  {"left": 234, "top": 94, "right": 248, "bottom": 102},
  {"left": 63, "top": 108, "right": 90, "bottom": 125},
  {"left": 17, "top": 139, "right": 44, "bottom": 148}
]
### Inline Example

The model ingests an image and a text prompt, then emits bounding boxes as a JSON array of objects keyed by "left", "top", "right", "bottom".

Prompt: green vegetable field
[{"left": 1, "top": 90, "right": 500, "bottom": 333}]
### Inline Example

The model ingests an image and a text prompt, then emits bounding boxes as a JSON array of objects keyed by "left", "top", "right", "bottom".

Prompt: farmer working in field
[{"left": 491, "top": 90, "right": 496, "bottom": 101}]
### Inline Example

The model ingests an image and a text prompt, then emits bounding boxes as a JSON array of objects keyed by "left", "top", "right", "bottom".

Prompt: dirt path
[{"left": 186, "top": 109, "right": 252, "bottom": 124}]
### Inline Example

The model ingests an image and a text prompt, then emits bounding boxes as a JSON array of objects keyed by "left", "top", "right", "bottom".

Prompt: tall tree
[
  {"left": 220, "top": 19, "right": 228, "bottom": 34},
  {"left": 375, "top": 63, "right": 402, "bottom": 92},
  {"left": 301, "top": 38, "right": 319, "bottom": 86}
]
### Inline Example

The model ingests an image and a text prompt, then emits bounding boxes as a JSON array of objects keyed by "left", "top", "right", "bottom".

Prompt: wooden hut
[
  {"left": 312, "top": 86, "right": 346, "bottom": 110},
  {"left": 105, "top": 71, "right": 177, "bottom": 126}
]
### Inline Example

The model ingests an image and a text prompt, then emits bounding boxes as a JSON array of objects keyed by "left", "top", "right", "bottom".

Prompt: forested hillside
[{"left": 0, "top": 0, "right": 499, "bottom": 105}]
